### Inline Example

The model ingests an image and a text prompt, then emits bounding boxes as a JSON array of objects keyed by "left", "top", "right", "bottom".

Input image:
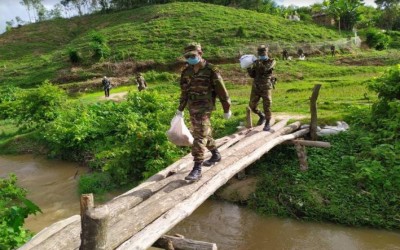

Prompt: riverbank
[{"left": 2, "top": 155, "right": 400, "bottom": 249}]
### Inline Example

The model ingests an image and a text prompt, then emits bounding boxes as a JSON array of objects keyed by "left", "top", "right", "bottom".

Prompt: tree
[
  {"left": 19, "top": 0, "right": 33, "bottom": 22},
  {"left": 375, "top": 0, "right": 400, "bottom": 30},
  {"left": 324, "top": 0, "right": 365, "bottom": 32}
]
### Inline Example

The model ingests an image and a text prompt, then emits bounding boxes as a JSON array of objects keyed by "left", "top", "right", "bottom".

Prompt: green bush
[
  {"left": 78, "top": 172, "right": 115, "bottom": 194},
  {"left": 365, "top": 29, "right": 391, "bottom": 50},
  {"left": 0, "top": 174, "right": 41, "bottom": 249},
  {"left": 89, "top": 30, "right": 111, "bottom": 60},
  {"left": 14, "top": 81, "right": 67, "bottom": 129},
  {"left": 43, "top": 91, "right": 186, "bottom": 189},
  {"left": 235, "top": 26, "right": 247, "bottom": 38},
  {"left": 67, "top": 47, "right": 81, "bottom": 63},
  {"left": 0, "top": 86, "right": 21, "bottom": 120}
]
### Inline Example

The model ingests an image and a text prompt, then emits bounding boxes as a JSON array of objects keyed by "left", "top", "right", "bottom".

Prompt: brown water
[{"left": 1, "top": 155, "right": 400, "bottom": 250}]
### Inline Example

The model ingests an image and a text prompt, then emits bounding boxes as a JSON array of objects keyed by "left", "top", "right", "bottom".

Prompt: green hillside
[{"left": 0, "top": 2, "right": 344, "bottom": 87}]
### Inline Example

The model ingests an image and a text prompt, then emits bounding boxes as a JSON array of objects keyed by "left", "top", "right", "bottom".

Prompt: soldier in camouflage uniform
[
  {"left": 136, "top": 72, "right": 147, "bottom": 92},
  {"left": 247, "top": 45, "right": 276, "bottom": 131},
  {"left": 176, "top": 42, "right": 231, "bottom": 181},
  {"left": 102, "top": 76, "right": 111, "bottom": 97}
]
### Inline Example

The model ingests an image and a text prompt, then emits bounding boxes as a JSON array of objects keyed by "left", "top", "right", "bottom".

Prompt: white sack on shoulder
[
  {"left": 166, "top": 115, "right": 194, "bottom": 146},
  {"left": 239, "top": 54, "right": 257, "bottom": 69}
]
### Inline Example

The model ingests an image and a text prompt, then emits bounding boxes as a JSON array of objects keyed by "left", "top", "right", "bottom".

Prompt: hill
[{"left": 0, "top": 2, "right": 344, "bottom": 87}]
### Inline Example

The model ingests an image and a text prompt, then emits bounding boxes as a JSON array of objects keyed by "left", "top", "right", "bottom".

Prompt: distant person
[
  {"left": 282, "top": 49, "right": 289, "bottom": 60},
  {"left": 135, "top": 73, "right": 147, "bottom": 92},
  {"left": 102, "top": 76, "right": 111, "bottom": 97},
  {"left": 176, "top": 42, "right": 231, "bottom": 181},
  {"left": 247, "top": 45, "right": 276, "bottom": 132},
  {"left": 330, "top": 45, "right": 336, "bottom": 57}
]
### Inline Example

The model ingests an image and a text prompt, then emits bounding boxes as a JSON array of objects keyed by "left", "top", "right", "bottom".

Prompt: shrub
[
  {"left": 15, "top": 80, "right": 67, "bottom": 128},
  {"left": 235, "top": 26, "right": 247, "bottom": 38},
  {"left": 365, "top": 29, "right": 391, "bottom": 50},
  {"left": 0, "top": 174, "right": 41, "bottom": 249},
  {"left": 67, "top": 47, "right": 81, "bottom": 63},
  {"left": 89, "top": 30, "right": 111, "bottom": 60}
]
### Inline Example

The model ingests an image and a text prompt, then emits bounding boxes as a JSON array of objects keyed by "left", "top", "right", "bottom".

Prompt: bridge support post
[
  {"left": 246, "top": 106, "right": 253, "bottom": 128},
  {"left": 80, "top": 194, "right": 110, "bottom": 250},
  {"left": 310, "top": 84, "right": 321, "bottom": 141}
]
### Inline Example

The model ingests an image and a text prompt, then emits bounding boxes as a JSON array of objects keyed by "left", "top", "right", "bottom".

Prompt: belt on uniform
[{"left": 189, "top": 93, "right": 211, "bottom": 100}]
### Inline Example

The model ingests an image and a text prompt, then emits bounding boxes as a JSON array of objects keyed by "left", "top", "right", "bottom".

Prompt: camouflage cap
[
  {"left": 184, "top": 42, "right": 202, "bottom": 56},
  {"left": 257, "top": 45, "right": 268, "bottom": 56}
]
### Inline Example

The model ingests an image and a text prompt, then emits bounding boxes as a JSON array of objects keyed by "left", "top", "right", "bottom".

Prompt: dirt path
[{"left": 99, "top": 91, "right": 129, "bottom": 101}]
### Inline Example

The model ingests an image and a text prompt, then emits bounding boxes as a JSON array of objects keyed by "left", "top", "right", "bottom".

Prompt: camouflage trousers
[
  {"left": 190, "top": 112, "right": 216, "bottom": 163},
  {"left": 249, "top": 83, "right": 272, "bottom": 120}
]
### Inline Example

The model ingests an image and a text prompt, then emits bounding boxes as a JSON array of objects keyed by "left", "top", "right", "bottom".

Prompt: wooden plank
[
  {"left": 107, "top": 121, "right": 295, "bottom": 249},
  {"left": 117, "top": 127, "right": 309, "bottom": 249},
  {"left": 284, "top": 140, "right": 331, "bottom": 148},
  {"left": 19, "top": 215, "right": 80, "bottom": 250}
]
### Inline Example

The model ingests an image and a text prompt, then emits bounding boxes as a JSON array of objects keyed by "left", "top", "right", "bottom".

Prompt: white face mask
[{"left": 259, "top": 55, "right": 268, "bottom": 60}]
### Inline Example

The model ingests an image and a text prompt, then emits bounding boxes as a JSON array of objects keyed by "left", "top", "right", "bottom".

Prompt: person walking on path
[
  {"left": 102, "top": 76, "right": 111, "bottom": 97},
  {"left": 176, "top": 42, "right": 232, "bottom": 181},
  {"left": 282, "top": 49, "right": 288, "bottom": 60},
  {"left": 136, "top": 73, "right": 147, "bottom": 92},
  {"left": 330, "top": 45, "right": 336, "bottom": 57},
  {"left": 247, "top": 45, "right": 276, "bottom": 131}
]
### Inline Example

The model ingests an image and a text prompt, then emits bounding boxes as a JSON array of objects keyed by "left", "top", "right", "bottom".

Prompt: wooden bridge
[{"left": 20, "top": 85, "right": 327, "bottom": 250}]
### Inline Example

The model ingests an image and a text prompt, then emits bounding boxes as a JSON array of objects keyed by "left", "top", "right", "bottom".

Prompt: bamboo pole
[{"left": 310, "top": 84, "right": 321, "bottom": 141}]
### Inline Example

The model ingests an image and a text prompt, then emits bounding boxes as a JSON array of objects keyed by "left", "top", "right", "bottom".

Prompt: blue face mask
[
  {"left": 259, "top": 55, "right": 268, "bottom": 60},
  {"left": 187, "top": 56, "right": 200, "bottom": 65}
]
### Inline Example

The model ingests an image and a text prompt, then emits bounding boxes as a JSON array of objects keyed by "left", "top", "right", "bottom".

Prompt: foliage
[
  {"left": 0, "top": 174, "right": 41, "bottom": 249},
  {"left": 89, "top": 30, "right": 110, "bottom": 60},
  {"left": 324, "top": 0, "right": 364, "bottom": 31},
  {"left": 0, "top": 2, "right": 343, "bottom": 87},
  {"left": 67, "top": 47, "right": 81, "bottom": 64},
  {"left": 248, "top": 63, "right": 400, "bottom": 229},
  {"left": 0, "top": 86, "right": 22, "bottom": 120},
  {"left": 365, "top": 28, "right": 391, "bottom": 50},
  {"left": 14, "top": 80, "right": 67, "bottom": 129},
  {"left": 42, "top": 90, "right": 186, "bottom": 188}
]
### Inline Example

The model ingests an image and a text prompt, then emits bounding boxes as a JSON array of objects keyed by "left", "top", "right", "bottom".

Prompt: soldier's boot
[
  {"left": 203, "top": 149, "right": 221, "bottom": 167},
  {"left": 263, "top": 119, "right": 271, "bottom": 131},
  {"left": 256, "top": 112, "right": 266, "bottom": 126},
  {"left": 185, "top": 162, "right": 202, "bottom": 181}
]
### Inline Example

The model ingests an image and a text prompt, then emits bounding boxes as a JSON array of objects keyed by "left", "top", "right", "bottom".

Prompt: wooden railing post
[
  {"left": 310, "top": 84, "right": 321, "bottom": 141},
  {"left": 246, "top": 106, "right": 253, "bottom": 128},
  {"left": 80, "top": 194, "right": 110, "bottom": 250}
]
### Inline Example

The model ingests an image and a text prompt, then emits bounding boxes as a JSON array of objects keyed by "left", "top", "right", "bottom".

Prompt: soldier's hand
[
  {"left": 223, "top": 110, "right": 232, "bottom": 120},
  {"left": 176, "top": 110, "right": 184, "bottom": 117}
]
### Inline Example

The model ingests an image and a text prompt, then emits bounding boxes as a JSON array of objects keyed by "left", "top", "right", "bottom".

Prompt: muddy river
[{"left": 1, "top": 155, "right": 399, "bottom": 250}]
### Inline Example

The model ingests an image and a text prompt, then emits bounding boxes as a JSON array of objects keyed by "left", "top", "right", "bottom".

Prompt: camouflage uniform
[
  {"left": 247, "top": 46, "right": 276, "bottom": 123},
  {"left": 102, "top": 77, "right": 111, "bottom": 97},
  {"left": 136, "top": 74, "right": 147, "bottom": 91},
  {"left": 178, "top": 60, "right": 230, "bottom": 163}
]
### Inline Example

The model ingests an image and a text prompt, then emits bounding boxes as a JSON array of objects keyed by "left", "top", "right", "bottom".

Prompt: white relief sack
[
  {"left": 166, "top": 115, "right": 194, "bottom": 146},
  {"left": 239, "top": 54, "right": 257, "bottom": 69}
]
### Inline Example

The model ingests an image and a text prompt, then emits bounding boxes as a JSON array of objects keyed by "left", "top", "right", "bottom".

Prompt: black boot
[
  {"left": 257, "top": 112, "right": 266, "bottom": 126},
  {"left": 185, "top": 162, "right": 202, "bottom": 181},
  {"left": 263, "top": 120, "right": 271, "bottom": 131},
  {"left": 203, "top": 149, "right": 221, "bottom": 167}
]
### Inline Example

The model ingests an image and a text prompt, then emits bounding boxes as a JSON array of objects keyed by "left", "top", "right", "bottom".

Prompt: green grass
[{"left": 0, "top": 2, "right": 344, "bottom": 87}]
